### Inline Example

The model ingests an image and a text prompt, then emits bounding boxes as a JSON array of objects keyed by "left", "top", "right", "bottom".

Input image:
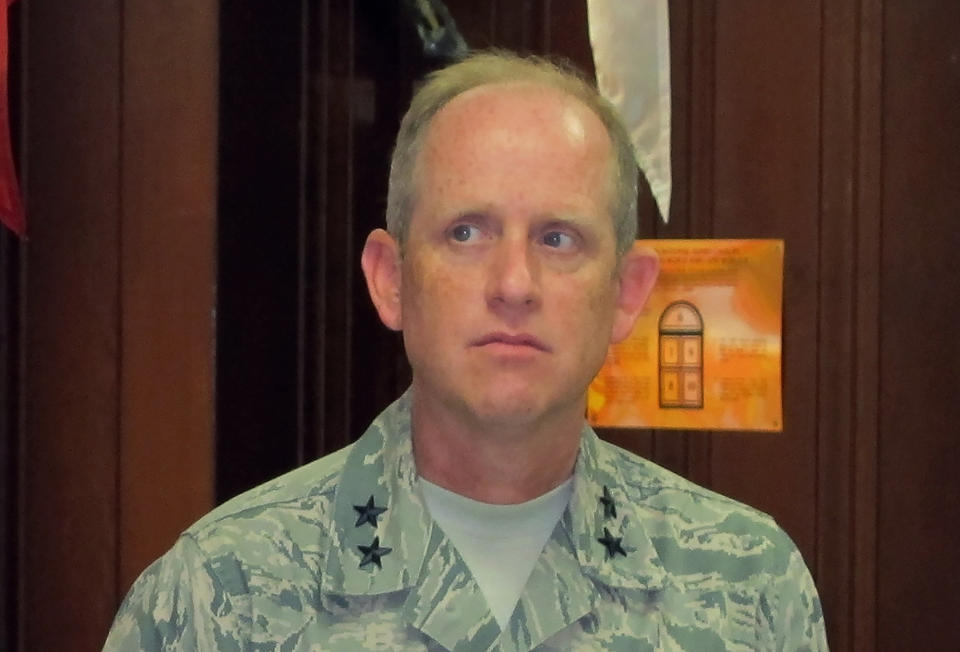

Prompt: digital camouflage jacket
[{"left": 104, "top": 392, "right": 828, "bottom": 651}]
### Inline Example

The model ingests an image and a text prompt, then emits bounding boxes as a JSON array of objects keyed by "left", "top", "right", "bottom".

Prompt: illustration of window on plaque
[
  {"left": 658, "top": 301, "right": 703, "bottom": 409},
  {"left": 588, "top": 239, "right": 783, "bottom": 431}
]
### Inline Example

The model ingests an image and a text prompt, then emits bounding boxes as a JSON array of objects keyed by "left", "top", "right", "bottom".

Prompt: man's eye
[
  {"left": 542, "top": 231, "right": 575, "bottom": 249},
  {"left": 450, "top": 224, "right": 480, "bottom": 242}
]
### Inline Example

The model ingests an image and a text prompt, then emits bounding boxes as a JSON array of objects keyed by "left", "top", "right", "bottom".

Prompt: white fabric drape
[{"left": 588, "top": 0, "right": 672, "bottom": 223}]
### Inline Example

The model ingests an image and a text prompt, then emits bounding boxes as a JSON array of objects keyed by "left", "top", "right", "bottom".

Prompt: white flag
[{"left": 588, "top": 0, "right": 672, "bottom": 223}]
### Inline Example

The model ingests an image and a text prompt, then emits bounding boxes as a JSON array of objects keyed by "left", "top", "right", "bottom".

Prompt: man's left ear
[{"left": 611, "top": 246, "right": 659, "bottom": 343}]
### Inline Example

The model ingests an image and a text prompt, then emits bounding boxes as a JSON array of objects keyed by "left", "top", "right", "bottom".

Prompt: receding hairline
[
  {"left": 386, "top": 50, "right": 639, "bottom": 258},
  {"left": 413, "top": 78, "right": 617, "bottom": 181}
]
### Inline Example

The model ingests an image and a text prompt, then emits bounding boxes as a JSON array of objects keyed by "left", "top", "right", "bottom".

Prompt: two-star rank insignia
[
  {"left": 358, "top": 536, "right": 392, "bottom": 569},
  {"left": 597, "top": 486, "right": 627, "bottom": 559},
  {"left": 354, "top": 495, "right": 390, "bottom": 570},
  {"left": 597, "top": 527, "right": 627, "bottom": 559},
  {"left": 599, "top": 485, "right": 617, "bottom": 519},
  {"left": 353, "top": 495, "right": 387, "bottom": 528}
]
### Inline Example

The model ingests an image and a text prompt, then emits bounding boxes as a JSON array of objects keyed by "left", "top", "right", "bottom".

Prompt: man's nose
[{"left": 486, "top": 236, "right": 541, "bottom": 313}]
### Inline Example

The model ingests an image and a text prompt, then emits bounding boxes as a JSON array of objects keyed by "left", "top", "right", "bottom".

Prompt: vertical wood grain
[
  {"left": 119, "top": 0, "right": 217, "bottom": 592},
  {"left": 816, "top": 1, "right": 858, "bottom": 647},
  {"left": 877, "top": 3, "right": 960, "bottom": 649},
  {"left": 709, "top": 1, "right": 822, "bottom": 560},
  {"left": 852, "top": 1, "right": 882, "bottom": 647},
  {"left": 216, "top": 2, "right": 304, "bottom": 501},
  {"left": 21, "top": 1, "right": 121, "bottom": 648},
  {"left": 315, "top": 0, "right": 356, "bottom": 455},
  {"left": 17, "top": 2, "right": 218, "bottom": 647},
  {"left": 349, "top": 0, "right": 412, "bottom": 446}
]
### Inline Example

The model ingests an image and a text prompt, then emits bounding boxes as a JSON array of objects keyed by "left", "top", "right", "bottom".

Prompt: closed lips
[{"left": 471, "top": 333, "right": 551, "bottom": 351}]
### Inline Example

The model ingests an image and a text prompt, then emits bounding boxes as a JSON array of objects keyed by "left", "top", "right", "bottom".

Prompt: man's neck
[{"left": 409, "top": 389, "right": 583, "bottom": 505}]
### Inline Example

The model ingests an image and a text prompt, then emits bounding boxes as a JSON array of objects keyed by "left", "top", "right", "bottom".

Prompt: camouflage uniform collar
[
  {"left": 319, "top": 392, "right": 669, "bottom": 647},
  {"left": 320, "top": 391, "right": 504, "bottom": 648},
  {"left": 319, "top": 390, "right": 435, "bottom": 599},
  {"left": 496, "top": 427, "right": 671, "bottom": 651},
  {"left": 566, "top": 426, "right": 669, "bottom": 592}
]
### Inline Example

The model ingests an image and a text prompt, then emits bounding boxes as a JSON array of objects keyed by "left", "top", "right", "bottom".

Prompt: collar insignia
[
  {"left": 358, "top": 536, "right": 393, "bottom": 569},
  {"left": 353, "top": 495, "right": 388, "bottom": 528},
  {"left": 599, "top": 484, "right": 617, "bottom": 519},
  {"left": 597, "top": 526, "right": 627, "bottom": 559}
]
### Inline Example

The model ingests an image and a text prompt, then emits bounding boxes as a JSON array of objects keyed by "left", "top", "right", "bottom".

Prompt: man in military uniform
[{"left": 105, "top": 51, "right": 828, "bottom": 651}]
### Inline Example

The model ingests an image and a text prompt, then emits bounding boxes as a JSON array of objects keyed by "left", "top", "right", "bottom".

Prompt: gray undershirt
[{"left": 418, "top": 476, "right": 574, "bottom": 630}]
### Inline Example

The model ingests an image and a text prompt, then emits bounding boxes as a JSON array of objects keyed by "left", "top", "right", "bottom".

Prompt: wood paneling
[
  {"left": 119, "top": 0, "right": 217, "bottom": 591},
  {"left": 216, "top": 2, "right": 304, "bottom": 501},
  {"left": 14, "top": 1, "right": 217, "bottom": 649},
  {"left": 878, "top": 2, "right": 960, "bottom": 649},
  {"left": 308, "top": 0, "right": 415, "bottom": 462},
  {"left": 315, "top": 0, "right": 359, "bottom": 456},
  {"left": 7, "top": 1, "right": 960, "bottom": 651},
  {"left": 852, "top": 2, "right": 882, "bottom": 648},
  {"left": 816, "top": 1, "right": 862, "bottom": 648},
  {"left": 709, "top": 2, "right": 822, "bottom": 559},
  {"left": 21, "top": 2, "right": 122, "bottom": 648}
]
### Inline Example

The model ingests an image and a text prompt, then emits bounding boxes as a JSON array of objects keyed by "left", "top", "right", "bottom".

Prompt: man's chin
[
  {"left": 411, "top": 373, "right": 585, "bottom": 432},
  {"left": 463, "top": 389, "right": 581, "bottom": 431},
  {"left": 469, "top": 401, "right": 539, "bottom": 428}
]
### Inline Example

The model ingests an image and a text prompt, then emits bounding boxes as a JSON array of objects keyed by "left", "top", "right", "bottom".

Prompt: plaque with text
[{"left": 588, "top": 239, "right": 784, "bottom": 432}]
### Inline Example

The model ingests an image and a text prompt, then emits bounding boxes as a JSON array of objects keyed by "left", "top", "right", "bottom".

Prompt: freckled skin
[{"left": 387, "top": 82, "right": 635, "bottom": 501}]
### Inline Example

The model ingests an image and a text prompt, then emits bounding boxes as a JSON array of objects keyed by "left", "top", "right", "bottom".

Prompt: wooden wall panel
[
  {"left": 20, "top": 2, "right": 122, "bottom": 649},
  {"left": 709, "top": 1, "right": 822, "bottom": 558},
  {"left": 346, "top": 2, "right": 422, "bottom": 449},
  {"left": 7, "top": 2, "right": 960, "bottom": 650},
  {"left": 14, "top": 1, "right": 218, "bottom": 649},
  {"left": 445, "top": 0, "right": 496, "bottom": 49},
  {"left": 543, "top": 0, "right": 594, "bottom": 69},
  {"left": 316, "top": 2, "right": 388, "bottom": 460},
  {"left": 313, "top": 0, "right": 363, "bottom": 457},
  {"left": 119, "top": 0, "right": 217, "bottom": 592},
  {"left": 852, "top": 2, "right": 883, "bottom": 648},
  {"left": 216, "top": 3, "right": 304, "bottom": 500},
  {"left": 816, "top": 1, "right": 861, "bottom": 648},
  {"left": 878, "top": 2, "right": 960, "bottom": 650}
]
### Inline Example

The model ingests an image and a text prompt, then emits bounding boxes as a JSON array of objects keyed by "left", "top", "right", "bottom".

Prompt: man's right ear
[{"left": 360, "top": 228, "right": 403, "bottom": 331}]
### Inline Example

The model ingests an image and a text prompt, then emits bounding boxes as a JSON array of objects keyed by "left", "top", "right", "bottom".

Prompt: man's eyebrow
[
  {"left": 450, "top": 206, "right": 494, "bottom": 220},
  {"left": 444, "top": 207, "right": 498, "bottom": 230},
  {"left": 438, "top": 208, "right": 598, "bottom": 233},
  {"left": 540, "top": 213, "right": 596, "bottom": 230}
]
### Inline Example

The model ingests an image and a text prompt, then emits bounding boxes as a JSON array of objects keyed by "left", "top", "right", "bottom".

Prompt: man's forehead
[
  {"left": 429, "top": 80, "right": 601, "bottom": 136},
  {"left": 414, "top": 82, "right": 613, "bottom": 184}
]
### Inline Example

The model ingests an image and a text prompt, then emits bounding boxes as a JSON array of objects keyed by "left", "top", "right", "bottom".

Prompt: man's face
[{"left": 396, "top": 82, "right": 631, "bottom": 429}]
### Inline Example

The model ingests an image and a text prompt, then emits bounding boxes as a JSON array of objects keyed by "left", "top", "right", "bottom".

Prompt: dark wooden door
[{"left": 6, "top": 1, "right": 959, "bottom": 650}]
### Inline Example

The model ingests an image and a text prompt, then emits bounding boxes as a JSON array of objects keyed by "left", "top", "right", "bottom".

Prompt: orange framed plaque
[{"left": 588, "top": 239, "right": 784, "bottom": 432}]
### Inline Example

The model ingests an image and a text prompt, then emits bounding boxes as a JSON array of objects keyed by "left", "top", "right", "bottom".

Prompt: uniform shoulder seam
[
  {"left": 606, "top": 440, "right": 779, "bottom": 525},
  {"left": 185, "top": 445, "right": 352, "bottom": 538}
]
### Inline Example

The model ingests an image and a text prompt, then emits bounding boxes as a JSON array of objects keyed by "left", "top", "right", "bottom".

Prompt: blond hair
[{"left": 386, "top": 50, "right": 638, "bottom": 258}]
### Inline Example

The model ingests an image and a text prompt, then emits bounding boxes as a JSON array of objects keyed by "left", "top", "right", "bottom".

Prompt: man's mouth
[{"left": 471, "top": 332, "right": 551, "bottom": 352}]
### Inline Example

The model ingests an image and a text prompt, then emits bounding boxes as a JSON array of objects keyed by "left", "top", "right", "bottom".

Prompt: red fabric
[{"left": 0, "top": 0, "right": 23, "bottom": 237}]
